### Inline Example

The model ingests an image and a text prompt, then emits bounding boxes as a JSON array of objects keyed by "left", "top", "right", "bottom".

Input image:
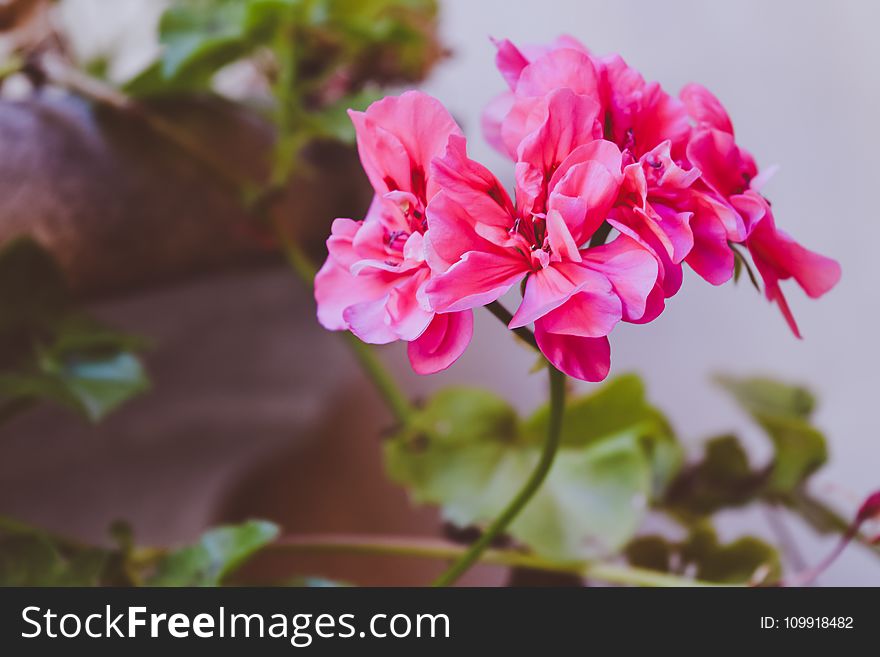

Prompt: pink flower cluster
[{"left": 315, "top": 36, "right": 840, "bottom": 381}]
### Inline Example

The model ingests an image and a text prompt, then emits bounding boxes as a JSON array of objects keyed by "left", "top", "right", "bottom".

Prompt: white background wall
[{"left": 386, "top": 0, "right": 880, "bottom": 585}]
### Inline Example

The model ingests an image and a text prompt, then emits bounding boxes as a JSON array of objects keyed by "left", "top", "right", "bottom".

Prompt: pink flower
[
  {"left": 680, "top": 84, "right": 841, "bottom": 335},
  {"left": 425, "top": 90, "right": 658, "bottom": 381},
  {"left": 314, "top": 91, "right": 474, "bottom": 374}
]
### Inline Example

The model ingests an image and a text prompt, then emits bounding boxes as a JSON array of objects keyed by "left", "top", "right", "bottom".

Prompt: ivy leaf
[
  {"left": 385, "top": 386, "right": 652, "bottom": 560},
  {"left": 715, "top": 375, "right": 826, "bottom": 493},
  {"left": 148, "top": 520, "right": 280, "bottom": 586}
]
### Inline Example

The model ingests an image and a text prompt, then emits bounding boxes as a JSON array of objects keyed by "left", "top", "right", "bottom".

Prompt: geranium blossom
[
  {"left": 316, "top": 35, "right": 840, "bottom": 382},
  {"left": 314, "top": 91, "right": 474, "bottom": 374},
  {"left": 425, "top": 90, "right": 658, "bottom": 381},
  {"left": 483, "top": 36, "right": 840, "bottom": 335}
]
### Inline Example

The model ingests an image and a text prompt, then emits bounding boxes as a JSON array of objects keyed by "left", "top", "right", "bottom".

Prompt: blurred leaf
[
  {"left": 149, "top": 520, "right": 280, "bottom": 586},
  {"left": 0, "top": 238, "right": 149, "bottom": 423},
  {"left": 624, "top": 535, "right": 673, "bottom": 572},
  {"left": 681, "top": 525, "right": 780, "bottom": 585},
  {"left": 715, "top": 375, "right": 815, "bottom": 419},
  {"left": 386, "top": 384, "right": 654, "bottom": 560},
  {"left": 524, "top": 374, "right": 683, "bottom": 499},
  {"left": 625, "top": 525, "right": 781, "bottom": 585},
  {"left": 285, "top": 576, "right": 351, "bottom": 587},
  {"left": 715, "top": 375, "right": 826, "bottom": 492},
  {"left": 0, "top": 519, "right": 107, "bottom": 586},
  {"left": 665, "top": 434, "right": 765, "bottom": 516},
  {"left": 310, "top": 88, "right": 381, "bottom": 142}
]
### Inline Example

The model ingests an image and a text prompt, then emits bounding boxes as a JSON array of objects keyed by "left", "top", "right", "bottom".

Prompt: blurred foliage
[
  {"left": 626, "top": 524, "right": 781, "bottom": 585},
  {"left": 148, "top": 520, "right": 279, "bottom": 586},
  {"left": 0, "top": 238, "right": 149, "bottom": 423},
  {"left": 384, "top": 372, "right": 851, "bottom": 583},
  {"left": 125, "top": 0, "right": 440, "bottom": 144},
  {"left": 0, "top": 517, "right": 279, "bottom": 587},
  {"left": 387, "top": 378, "right": 672, "bottom": 561}
]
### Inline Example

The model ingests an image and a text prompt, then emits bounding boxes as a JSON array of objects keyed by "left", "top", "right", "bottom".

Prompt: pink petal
[
  {"left": 581, "top": 235, "right": 659, "bottom": 322},
  {"left": 516, "top": 88, "right": 602, "bottom": 176},
  {"left": 534, "top": 322, "right": 612, "bottom": 382},
  {"left": 748, "top": 212, "right": 841, "bottom": 299},
  {"left": 510, "top": 263, "right": 607, "bottom": 328},
  {"left": 349, "top": 91, "right": 463, "bottom": 198},
  {"left": 386, "top": 268, "right": 433, "bottom": 341},
  {"left": 407, "top": 311, "right": 474, "bottom": 375},
  {"left": 492, "top": 38, "right": 530, "bottom": 89},
  {"left": 537, "top": 286, "right": 622, "bottom": 337},
  {"left": 549, "top": 157, "right": 621, "bottom": 243},
  {"left": 314, "top": 258, "right": 398, "bottom": 331},
  {"left": 430, "top": 134, "right": 516, "bottom": 229},
  {"left": 515, "top": 48, "right": 600, "bottom": 98},
  {"left": 680, "top": 83, "right": 734, "bottom": 134},
  {"left": 545, "top": 208, "right": 581, "bottom": 263},
  {"left": 425, "top": 250, "right": 527, "bottom": 313},
  {"left": 686, "top": 212, "right": 735, "bottom": 285},
  {"left": 343, "top": 296, "right": 397, "bottom": 344},
  {"left": 686, "top": 127, "right": 757, "bottom": 199}
]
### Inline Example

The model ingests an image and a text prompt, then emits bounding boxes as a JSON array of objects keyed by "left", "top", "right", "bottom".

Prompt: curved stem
[
  {"left": 271, "top": 534, "right": 726, "bottom": 587},
  {"left": 485, "top": 301, "right": 538, "bottom": 351},
  {"left": 432, "top": 364, "right": 566, "bottom": 586}
]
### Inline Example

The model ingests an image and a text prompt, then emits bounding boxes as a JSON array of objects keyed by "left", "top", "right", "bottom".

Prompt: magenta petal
[
  {"left": 492, "top": 38, "right": 530, "bottom": 90},
  {"left": 686, "top": 213, "right": 735, "bottom": 285},
  {"left": 407, "top": 310, "right": 474, "bottom": 375},
  {"left": 425, "top": 251, "right": 526, "bottom": 314},
  {"left": 581, "top": 235, "right": 659, "bottom": 322},
  {"left": 516, "top": 88, "right": 602, "bottom": 176},
  {"left": 515, "top": 48, "right": 600, "bottom": 98},
  {"left": 538, "top": 287, "right": 622, "bottom": 337},
  {"left": 680, "top": 83, "right": 734, "bottom": 134},
  {"left": 510, "top": 263, "right": 607, "bottom": 328},
  {"left": 534, "top": 322, "right": 611, "bottom": 382}
]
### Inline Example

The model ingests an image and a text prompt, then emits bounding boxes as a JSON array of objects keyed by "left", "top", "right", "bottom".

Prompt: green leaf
[
  {"left": 680, "top": 525, "right": 781, "bottom": 585},
  {"left": 0, "top": 519, "right": 108, "bottom": 586},
  {"left": 148, "top": 520, "right": 280, "bottom": 586},
  {"left": 524, "top": 375, "right": 683, "bottom": 499},
  {"left": 285, "top": 576, "right": 351, "bottom": 587},
  {"left": 0, "top": 238, "right": 149, "bottom": 423},
  {"left": 386, "top": 385, "right": 654, "bottom": 560},
  {"left": 625, "top": 526, "right": 781, "bottom": 585},
  {"left": 715, "top": 375, "right": 826, "bottom": 492},
  {"left": 624, "top": 535, "right": 673, "bottom": 572},
  {"left": 715, "top": 375, "right": 815, "bottom": 419},
  {"left": 665, "top": 434, "right": 765, "bottom": 516}
]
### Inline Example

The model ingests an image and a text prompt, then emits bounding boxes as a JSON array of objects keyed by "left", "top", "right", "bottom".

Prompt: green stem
[
  {"left": 271, "top": 534, "right": 725, "bottom": 587},
  {"left": 432, "top": 364, "right": 566, "bottom": 586},
  {"left": 485, "top": 301, "right": 538, "bottom": 351}
]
